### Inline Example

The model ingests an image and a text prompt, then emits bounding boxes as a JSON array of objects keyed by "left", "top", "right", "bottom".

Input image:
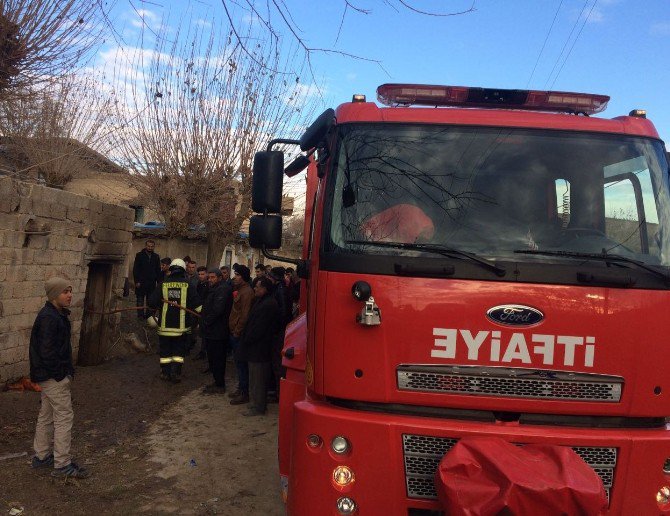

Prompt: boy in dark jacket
[
  {"left": 237, "top": 277, "right": 279, "bottom": 416},
  {"left": 201, "top": 268, "right": 233, "bottom": 393},
  {"left": 30, "top": 277, "right": 90, "bottom": 479}
]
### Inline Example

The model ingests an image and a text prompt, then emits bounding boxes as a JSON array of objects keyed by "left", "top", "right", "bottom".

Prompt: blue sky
[{"left": 101, "top": 0, "right": 670, "bottom": 142}]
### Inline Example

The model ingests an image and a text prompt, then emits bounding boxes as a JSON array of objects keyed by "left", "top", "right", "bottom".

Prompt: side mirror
[
  {"left": 299, "top": 108, "right": 335, "bottom": 151},
  {"left": 249, "top": 215, "right": 282, "bottom": 249},
  {"left": 252, "top": 151, "right": 284, "bottom": 213}
]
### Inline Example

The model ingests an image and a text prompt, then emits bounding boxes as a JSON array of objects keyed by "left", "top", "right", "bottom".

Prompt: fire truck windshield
[{"left": 327, "top": 123, "right": 670, "bottom": 275}]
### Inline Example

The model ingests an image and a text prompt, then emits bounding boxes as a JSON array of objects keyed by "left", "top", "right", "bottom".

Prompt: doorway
[{"left": 78, "top": 262, "right": 112, "bottom": 366}]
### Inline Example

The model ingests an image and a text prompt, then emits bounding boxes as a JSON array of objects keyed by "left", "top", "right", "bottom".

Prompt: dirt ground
[{"left": 0, "top": 314, "right": 284, "bottom": 515}]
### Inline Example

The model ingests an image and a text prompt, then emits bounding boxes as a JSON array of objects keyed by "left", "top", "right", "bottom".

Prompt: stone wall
[{"left": 0, "top": 177, "right": 134, "bottom": 382}]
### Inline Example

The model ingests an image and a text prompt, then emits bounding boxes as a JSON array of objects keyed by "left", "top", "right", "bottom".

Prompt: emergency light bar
[{"left": 376, "top": 84, "right": 610, "bottom": 115}]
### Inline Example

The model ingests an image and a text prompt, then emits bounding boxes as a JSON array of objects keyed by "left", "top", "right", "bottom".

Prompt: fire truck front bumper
[{"left": 285, "top": 399, "right": 670, "bottom": 516}]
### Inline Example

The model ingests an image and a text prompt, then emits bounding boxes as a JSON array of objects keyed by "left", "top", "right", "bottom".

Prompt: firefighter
[{"left": 148, "top": 258, "right": 202, "bottom": 383}]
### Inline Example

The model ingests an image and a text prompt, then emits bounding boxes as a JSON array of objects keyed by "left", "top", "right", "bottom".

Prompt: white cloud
[
  {"left": 129, "top": 8, "right": 163, "bottom": 32},
  {"left": 137, "top": 9, "right": 158, "bottom": 20},
  {"left": 195, "top": 19, "right": 212, "bottom": 28},
  {"left": 586, "top": 7, "right": 604, "bottom": 23}
]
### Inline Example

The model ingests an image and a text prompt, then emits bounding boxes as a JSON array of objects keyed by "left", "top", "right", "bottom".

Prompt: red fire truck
[{"left": 249, "top": 84, "right": 670, "bottom": 515}]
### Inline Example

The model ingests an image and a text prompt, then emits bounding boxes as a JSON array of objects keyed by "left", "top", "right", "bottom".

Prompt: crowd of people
[
  {"left": 27, "top": 240, "right": 300, "bottom": 480},
  {"left": 134, "top": 240, "right": 300, "bottom": 417}
]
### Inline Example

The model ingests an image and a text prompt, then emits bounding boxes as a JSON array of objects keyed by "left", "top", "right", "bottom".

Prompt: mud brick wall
[{"left": 0, "top": 177, "right": 134, "bottom": 382}]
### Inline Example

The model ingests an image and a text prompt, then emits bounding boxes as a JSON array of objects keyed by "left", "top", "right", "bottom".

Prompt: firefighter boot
[{"left": 171, "top": 362, "right": 182, "bottom": 383}]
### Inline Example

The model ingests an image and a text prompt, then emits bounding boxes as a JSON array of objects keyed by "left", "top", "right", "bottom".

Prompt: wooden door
[{"left": 78, "top": 262, "right": 112, "bottom": 365}]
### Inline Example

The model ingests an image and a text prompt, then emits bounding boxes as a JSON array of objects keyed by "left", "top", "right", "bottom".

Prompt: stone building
[{"left": 0, "top": 177, "right": 134, "bottom": 382}]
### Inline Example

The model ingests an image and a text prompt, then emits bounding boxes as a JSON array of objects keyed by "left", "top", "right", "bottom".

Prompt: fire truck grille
[
  {"left": 397, "top": 365, "right": 623, "bottom": 402},
  {"left": 402, "top": 434, "right": 616, "bottom": 503}
]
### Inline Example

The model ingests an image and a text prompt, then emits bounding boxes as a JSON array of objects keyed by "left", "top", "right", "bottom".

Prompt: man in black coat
[
  {"left": 132, "top": 239, "right": 161, "bottom": 319},
  {"left": 200, "top": 268, "right": 233, "bottom": 393},
  {"left": 237, "top": 276, "right": 279, "bottom": 416},
  {"left": 30, "top": 277, "right": 90, "bottom": 479}
]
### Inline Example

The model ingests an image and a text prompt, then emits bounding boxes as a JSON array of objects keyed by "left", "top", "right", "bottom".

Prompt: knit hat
[
  {"left": 235, "top": 265, "right": 251, "bottom": 283},
  {"left": 45, "top": 277, "right": 71, "bottom": 301},
  {"left": 208, "top": 267, "right": 222, "bottom": 277}
]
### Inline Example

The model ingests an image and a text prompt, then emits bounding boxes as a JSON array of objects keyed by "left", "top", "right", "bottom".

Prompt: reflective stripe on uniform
[
  {"left": 194, "top": 305, "right": 202, "bottom": 313},
  {"left": 157, "top": 329, "right": 188, "bottom": 337},
  {"left": 158, "top": 281, "right": 189, "bottom": 335},
  {"left": 179, "top": 285, "right": 186, "bottom": 331},
  {"left": 160, "top": 357, "right": 173, "bottom": 364},
  {"left": 160, "top": 282, "right": 170, "bottom": 331},
  {"left": 172, "top": 356, "right": 184, "bottom": 363}
]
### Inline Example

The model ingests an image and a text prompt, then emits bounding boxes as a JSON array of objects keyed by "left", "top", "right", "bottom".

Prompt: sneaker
[
  {"left": 202, "top": 384, "right": 225, "bottom": 394},
  {"left": 51, "top": 461, "right": 90, "bottom": 479},
  {"left": 228, "top": 389, "right": 241, "bottom": 399},
  {"left": 229, "top": 393, "right": 249, "bottom": 405},
  {"left": 242, "top": 408, "right": 265, "bottom": 417},
  {"left": 31, "top": 453, "right": 54, "bottom": 469}
]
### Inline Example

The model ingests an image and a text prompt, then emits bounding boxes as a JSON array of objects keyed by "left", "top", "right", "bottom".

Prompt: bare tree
[
  {"left": 283, "top": 212, "right": 305, "bottom": 249},
  {"left": 116, "top": 21, "right": 316, "bottom": 266},
  {"left": 218, "top": 0, "right": 476, "bottom": 80},
  {"left": 0, "top": 72, "right": 116, "bottom": 187},
  {"left": 0, "top": 0, "right": 106, "bottom": 101}
]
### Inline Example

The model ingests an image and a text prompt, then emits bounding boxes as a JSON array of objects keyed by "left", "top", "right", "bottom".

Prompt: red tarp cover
[
  {"left": 360, "top": 204, "right": 435, "bottom": 244},
  {"left": 435, "top": 437, "right": 607, "bottom": 516}
]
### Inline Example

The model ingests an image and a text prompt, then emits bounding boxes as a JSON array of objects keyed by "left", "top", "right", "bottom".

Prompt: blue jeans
[{"left": 230, "top": 335, "right": 249, "bottom": 394}]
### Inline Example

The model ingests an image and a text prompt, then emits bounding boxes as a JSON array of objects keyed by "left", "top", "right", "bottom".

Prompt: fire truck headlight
[
  {"left": 333, "top": 465, "right": 355, "bottom": 487},
  {"left": 657, "top": 486, "right": 670, "bottom": 505},
  {"left": 336, "top": 497, "right": 357, "bottom": 514},
  {"left": 331, "top": 436, "right": 350, "bottom": 454}
]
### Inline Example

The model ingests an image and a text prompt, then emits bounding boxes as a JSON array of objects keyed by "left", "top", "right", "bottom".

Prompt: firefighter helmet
[{"left": 169, "top": 258, "right": 186, "bottom": 271}]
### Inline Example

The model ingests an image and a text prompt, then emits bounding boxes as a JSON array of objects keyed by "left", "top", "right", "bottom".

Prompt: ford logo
[{"left": 486, "top": 305, "right": 544, "bottom": 326}]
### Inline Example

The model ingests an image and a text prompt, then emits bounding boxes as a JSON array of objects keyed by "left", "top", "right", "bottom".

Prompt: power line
[
  {"left": 550, "top": 0, "right": 599, "bottom": 90},
  {"left": 526, "top": 0, "right": 564, "bottom": 88},
  {"left": 543, "top": 0, "right": 590, "bottom": 90}
]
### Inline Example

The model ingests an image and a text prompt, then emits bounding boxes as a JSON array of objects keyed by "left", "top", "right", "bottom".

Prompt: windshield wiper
[
  {"left": 514, "top": 249, "right": 670, "bottom": 286},
  {"left": 345, "top": 240, "right": 507, "bottom": 277}
]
